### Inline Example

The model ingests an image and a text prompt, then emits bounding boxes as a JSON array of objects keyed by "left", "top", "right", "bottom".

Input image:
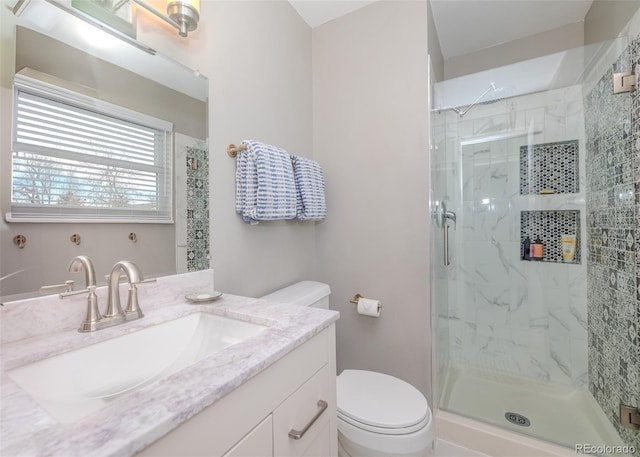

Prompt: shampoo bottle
[
  {"left": 561, "top": 234, "right": 576, "bottom": 262},
  {"left": 522, "top": 236, "right": 531, "bottom": 260},
  {"left": 532, "top": 236, "right": 544, "bottom": 261}
]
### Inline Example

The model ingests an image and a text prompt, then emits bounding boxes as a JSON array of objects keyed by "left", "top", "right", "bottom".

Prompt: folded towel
[
  {"left": 291, "top": 155, "right": 326, "bottom": 221},
  {"left": 234, "top": 144, "right": 257, "bottom": 223},
  {"left": 235, "top": 140, "right": 297, "bottom": 222}
]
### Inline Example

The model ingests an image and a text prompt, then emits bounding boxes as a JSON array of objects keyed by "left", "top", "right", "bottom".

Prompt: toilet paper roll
[{"left": 357, "top": 297, "right": 381, "bottom": 317}]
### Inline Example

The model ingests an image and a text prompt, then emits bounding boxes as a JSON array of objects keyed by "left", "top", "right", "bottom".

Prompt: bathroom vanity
[
  {"left": 139, "top": 322, "right": 336, "bottom": 457},
  {"left": 0, "top": 270, "right": 339, "bottom": 457}
]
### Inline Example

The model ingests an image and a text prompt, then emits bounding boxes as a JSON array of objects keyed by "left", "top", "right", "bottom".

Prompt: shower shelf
[
  {"left": 520, "top": 210, "right": 581, "bottom": 264},
  {"left": 520, "top": 140, "right": 579, "bottom": 195}
]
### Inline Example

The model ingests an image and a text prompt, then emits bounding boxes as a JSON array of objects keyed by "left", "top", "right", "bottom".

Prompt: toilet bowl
[{"left": 260, "top": 281, "right": 434, "bottom": 457}]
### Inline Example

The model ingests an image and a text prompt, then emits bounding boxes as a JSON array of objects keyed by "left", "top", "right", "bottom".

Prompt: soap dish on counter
[{"left": 185, "top": 291, "right": 223, "bottom": 303}]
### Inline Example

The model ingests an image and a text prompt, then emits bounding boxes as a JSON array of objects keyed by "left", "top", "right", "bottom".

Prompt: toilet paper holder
[{"left": 350, "top": 293, "right": 382, "bottom": 311}]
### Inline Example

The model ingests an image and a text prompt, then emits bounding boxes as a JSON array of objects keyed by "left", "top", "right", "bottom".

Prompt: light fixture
[{"left": 131, "top": 0, "right": 200, "bottom": 37}]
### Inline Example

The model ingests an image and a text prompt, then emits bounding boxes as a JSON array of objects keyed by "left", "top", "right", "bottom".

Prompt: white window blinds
[{"left": 9, "top": 72, "right": 173, "bottom": 223}]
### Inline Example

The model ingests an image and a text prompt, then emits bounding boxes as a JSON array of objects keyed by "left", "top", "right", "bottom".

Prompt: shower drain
[{"left": 505, "top": 412, "right": 531, "bottom": 427}]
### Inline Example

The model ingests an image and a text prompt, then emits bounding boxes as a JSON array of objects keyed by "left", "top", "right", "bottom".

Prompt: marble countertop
[{"left": 1, "top": 286, "right": 339, "bottom": 457}]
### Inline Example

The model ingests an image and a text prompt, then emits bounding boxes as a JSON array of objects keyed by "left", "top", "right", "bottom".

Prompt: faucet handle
[
  {"left": 78, "top": 286, "right": 103, "bottom": 333},
  {"left": 40, "top": 280, "right": 75, "bottom": 295},
  {"left": 135, "top": 278, "right": 157, "bottom": 286},
  {"left": 124, "top": 278, "right": 156, "bottom": 319},
  {"left": 59, "top": 288, "right": 90, "bottom": 299},
  {"left": 124, "top": 283, "right": 144, "bottom": 320}
]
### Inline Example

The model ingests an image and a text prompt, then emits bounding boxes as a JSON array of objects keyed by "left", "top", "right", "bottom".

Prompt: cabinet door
[
  {"left": 273, "top": 364, "right": 335, "bottom": 457},
  {"left": 223, "top": 415, "right": 273, "bottom": 457}
]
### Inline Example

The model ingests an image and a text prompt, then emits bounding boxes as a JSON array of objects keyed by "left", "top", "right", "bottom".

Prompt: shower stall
[{"left": 430, "top": 32, "right": 640, "bottom": 454}]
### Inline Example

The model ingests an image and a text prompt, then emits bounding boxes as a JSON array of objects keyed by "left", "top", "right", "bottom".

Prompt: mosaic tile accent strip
[
  {"left": 520, "top": 140, "right": 579, "bottom": 195},
  {"left": 186, "top": 146, "right": 209, "bottom": 272},
  {"left": 585, "top": 37, "right": 640, "bottom": 453},
  {"left": 520, "top": 210, "right": 581, "bottom": 263}
]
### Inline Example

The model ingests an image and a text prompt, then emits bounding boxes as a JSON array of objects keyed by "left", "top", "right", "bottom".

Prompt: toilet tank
[{"left": 260, "top": 281, "right": 331, "bottom": 309}]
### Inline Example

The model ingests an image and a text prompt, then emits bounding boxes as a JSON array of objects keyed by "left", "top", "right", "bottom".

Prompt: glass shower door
[
  {"left": 429, "top": 34, "right": 640, "bottom": 454},
  {"left": 584, "top": 36, "right": 639, "bottom": 454}
]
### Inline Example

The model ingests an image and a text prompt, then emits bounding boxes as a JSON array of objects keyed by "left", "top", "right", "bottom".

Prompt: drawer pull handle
[{"left": 288, "top": 400, "right": 328, "bottom": 440}]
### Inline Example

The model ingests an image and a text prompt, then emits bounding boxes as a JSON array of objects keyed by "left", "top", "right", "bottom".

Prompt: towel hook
[{"left": 13, "top": 235, "right": 26, "bottom": 249}]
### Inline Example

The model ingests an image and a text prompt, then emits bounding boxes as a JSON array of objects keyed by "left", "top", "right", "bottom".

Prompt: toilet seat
[
  {"left": 337, "top": 409, "right": 431, "bottom": 435},
  {"left": 337, "top": 370, "right": 430, "bottom": 435}
]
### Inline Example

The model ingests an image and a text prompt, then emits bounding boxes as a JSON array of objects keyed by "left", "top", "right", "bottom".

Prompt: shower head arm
[{"left": 450, "top": 83, "right": 497, "bottom": 118}]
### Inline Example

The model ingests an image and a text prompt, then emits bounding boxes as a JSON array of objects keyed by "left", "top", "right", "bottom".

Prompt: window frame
[{"left": 7, "top": 71, "right": 174, "bottom": 224}]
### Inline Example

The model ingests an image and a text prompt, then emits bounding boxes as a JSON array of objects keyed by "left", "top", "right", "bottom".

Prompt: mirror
[{"left": 0, "top": 0, "right": 208, "bottom": 300}]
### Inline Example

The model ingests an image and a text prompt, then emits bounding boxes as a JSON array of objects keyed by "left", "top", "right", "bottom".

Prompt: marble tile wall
[
  {"left": 585, "top": 37, "right": 640, "bottom": 450},
  {"left": 441, "top": 84, "right": 589, "bottom": 387}
]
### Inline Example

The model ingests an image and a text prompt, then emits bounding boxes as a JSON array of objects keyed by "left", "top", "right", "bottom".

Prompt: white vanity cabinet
[
  {"left": 137, "top": 325, "right": 337, "bottom": 457},
  {"left": 222, "top": 416, "right": 273, "bottom": 457}
]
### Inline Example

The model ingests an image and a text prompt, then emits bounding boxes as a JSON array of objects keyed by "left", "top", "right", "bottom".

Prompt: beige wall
[
  {"left": 584, "top": 0, "right": 640, "bottom": 44},
  {"left": 445, "top": 22, "right": 584, "bottom": 79},
  {"left": 139, "top": 1, "right": 315, "bottom": 298},
  {"left": 312, "top": 1, "right": 431, "bottom": 396},
  {"left": 207, "top": 2, "right": 315, "bottom": 297},
  {"left": 428, "top": 0, "right": 444, "bottom": 82}
]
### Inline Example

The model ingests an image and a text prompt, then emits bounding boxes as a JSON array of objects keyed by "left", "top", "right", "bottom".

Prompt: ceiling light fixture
[{"left": 131, "top": 0, "right": 200, "bottom": 37}]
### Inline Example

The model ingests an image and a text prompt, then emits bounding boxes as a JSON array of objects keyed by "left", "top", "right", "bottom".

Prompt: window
[{"left": 9, "top": 71, "right": 173, "bottom": 223}]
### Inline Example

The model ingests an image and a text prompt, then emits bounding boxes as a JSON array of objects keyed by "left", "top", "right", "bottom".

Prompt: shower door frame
[{"left": 428, "top": 34, "right": 640, "bottom": 453}]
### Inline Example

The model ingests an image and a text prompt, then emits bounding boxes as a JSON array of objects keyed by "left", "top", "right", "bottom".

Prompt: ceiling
[
  {"left": 288, "top": 1, "right": 379, "bottom": 28},
  {"left": 289, "top": 0, "right": 594, "bottom": 59},
  {"left": 430, "top": 0, "right": 593, "bottom": 59}
]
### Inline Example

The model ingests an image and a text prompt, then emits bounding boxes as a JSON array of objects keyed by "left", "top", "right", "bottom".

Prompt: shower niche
[
  {"left": 520, "top": 140, "right": 579, "bottom": 195},
  {"left": 519, "top": 139, "right": 581, "bottom": 264},
  {"left": 520, "top": 210, "right": 581, "bottom": 264}
]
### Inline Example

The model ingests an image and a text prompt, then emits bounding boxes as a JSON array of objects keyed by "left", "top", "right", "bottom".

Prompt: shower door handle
[
  {"left": 444, "top": 223, "right": 450, "bottom": 266},
  {"left": 443, "top": 210, "right": 456, "bottom": 266},
  {"left": 435, "top": 201, "right": 456, "bottom": 267}
]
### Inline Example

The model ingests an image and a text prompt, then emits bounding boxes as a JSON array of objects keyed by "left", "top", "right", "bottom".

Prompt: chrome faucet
[
  {"left": 105, "top": 260, "right": 145, "bottom": 323},
  {"left": 62, "top": 257, "right": 150, "bottom": 332}
]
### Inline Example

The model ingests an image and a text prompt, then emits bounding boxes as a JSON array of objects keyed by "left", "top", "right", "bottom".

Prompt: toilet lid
[{"left": 337, "top": 370, "right": 429, "bottom": 432}]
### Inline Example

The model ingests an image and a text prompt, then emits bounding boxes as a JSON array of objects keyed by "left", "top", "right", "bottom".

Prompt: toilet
[{"left": 261, "top": 281, "right": 434, "bottom": 457}]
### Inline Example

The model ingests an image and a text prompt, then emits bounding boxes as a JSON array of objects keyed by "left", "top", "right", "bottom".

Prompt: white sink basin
[{"left": 8, "top": 312, "right": 267, "bottom": 424}]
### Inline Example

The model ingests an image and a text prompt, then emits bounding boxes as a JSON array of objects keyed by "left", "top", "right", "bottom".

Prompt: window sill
[{"left": 5, "top": 213, "right": 174, "bottom": 224}]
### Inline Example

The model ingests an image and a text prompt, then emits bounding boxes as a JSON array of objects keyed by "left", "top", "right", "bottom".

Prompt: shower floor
[{"left": 439, "top": 364, "right": 624, "bottom": 450}]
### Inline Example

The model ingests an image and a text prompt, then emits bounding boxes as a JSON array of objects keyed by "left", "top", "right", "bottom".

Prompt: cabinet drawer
[
  {"left": 223, "top": 415, "right": 273, "bottom": 457},
  {"left": 273, "top": 364, "right": 334, "bottom": 457}
]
